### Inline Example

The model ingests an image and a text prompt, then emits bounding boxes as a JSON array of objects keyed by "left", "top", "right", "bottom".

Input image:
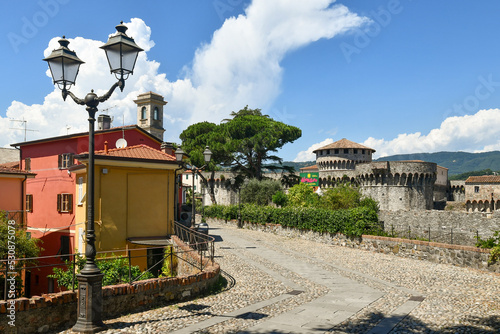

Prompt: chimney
[
  {"left": 97, "top": 114, "right": 112, "bottom": 130},
  {"left": 161, "top": 142, "right": 174, "bottom": 156},
  {"left": 104, "top": 141, "right": 109, "bottom": 154}
]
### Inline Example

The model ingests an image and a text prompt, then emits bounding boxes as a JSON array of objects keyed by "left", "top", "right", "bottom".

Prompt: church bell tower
[{"left": 134, "top": 91, "right": 166, "bottom": 141}]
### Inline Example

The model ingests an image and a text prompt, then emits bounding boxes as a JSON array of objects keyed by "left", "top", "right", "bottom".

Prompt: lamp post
[
  {"left": 230, "top": 178, "right": 242, "bottom": 228},
  {"left": 43, "top": 22, "right": 143, "bottom": 333},
  {"left": 175, "top": 146, "right": 212, "bottom": 228}
]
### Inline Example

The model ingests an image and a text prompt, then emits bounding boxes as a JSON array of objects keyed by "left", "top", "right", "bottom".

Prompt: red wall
[{"left": 19, "top": 128, "right": 161, "bottom": 296}]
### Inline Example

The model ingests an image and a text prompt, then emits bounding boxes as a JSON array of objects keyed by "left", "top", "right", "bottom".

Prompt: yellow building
[{"left": 71, "top": 144, "right": 180, "bottom": 272}]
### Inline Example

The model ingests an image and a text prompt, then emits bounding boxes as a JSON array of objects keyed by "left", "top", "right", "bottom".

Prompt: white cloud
[
  {"left": 1, "top": 1, "right": 368, "bottom": 147},
  {"left": 295, "top": 108, "right": 500, "bottom": 162},
  {"left": 294, "top": 138, "right": 334, "bottom": 162},
  {"left": 363, "top": 108, "right": 500, "bottom": 158}
]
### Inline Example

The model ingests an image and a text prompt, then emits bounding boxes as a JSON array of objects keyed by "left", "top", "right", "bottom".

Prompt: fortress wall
[{"left": 379, "top": 210, "right": 500, "bottom": 246}]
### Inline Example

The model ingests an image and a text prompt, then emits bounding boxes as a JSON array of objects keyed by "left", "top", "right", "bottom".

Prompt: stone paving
[{"left": 57, "top": 221, "right": 500, "bottom": 333}]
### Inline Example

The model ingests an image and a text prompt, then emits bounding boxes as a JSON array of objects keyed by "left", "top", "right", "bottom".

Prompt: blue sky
[{"left": 2, "top": 0, "right": 500, "bottom": 162}]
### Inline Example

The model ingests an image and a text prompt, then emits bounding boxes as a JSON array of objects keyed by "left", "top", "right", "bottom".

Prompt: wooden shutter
[
  {"left": 57, "top": 194, "right": 61, "bottom": 212},
  {"left": 68, "top": 194, "right": 73, "bottom": 213}
]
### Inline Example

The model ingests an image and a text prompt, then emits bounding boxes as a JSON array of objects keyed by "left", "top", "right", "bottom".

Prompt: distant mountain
[
  {"left": 266, "top": 161, "right": 315, "bottom": 173},
  {"left": 376, "top": 151, "right": 500, "bottom": 175}
]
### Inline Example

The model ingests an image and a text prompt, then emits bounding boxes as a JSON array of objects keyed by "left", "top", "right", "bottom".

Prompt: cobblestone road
[{"left": 57, "top": 220, "right": 500, "bottom": 333}]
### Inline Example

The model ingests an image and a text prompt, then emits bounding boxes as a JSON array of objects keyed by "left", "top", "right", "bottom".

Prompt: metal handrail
[{"left": 1, "top": 227, "right": 216, "bottom": 299}]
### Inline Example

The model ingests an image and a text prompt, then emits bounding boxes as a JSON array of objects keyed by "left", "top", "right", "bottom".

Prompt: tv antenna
[{"left": 9, "top": 118, "right": 38, "bottom": 141}]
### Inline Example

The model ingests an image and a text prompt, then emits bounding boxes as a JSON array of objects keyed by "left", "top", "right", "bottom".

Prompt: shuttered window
[{"left": 57, "top": 193, "right": 73, "bottom": 213}]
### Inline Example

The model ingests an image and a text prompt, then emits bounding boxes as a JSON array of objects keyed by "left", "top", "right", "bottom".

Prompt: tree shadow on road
[{"left": 325, "top": 311, "right": 500, "bottom": 333}]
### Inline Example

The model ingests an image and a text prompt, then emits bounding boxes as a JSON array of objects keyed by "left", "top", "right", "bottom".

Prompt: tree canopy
[{"left": 180, "top": 106, "right": 301, "bottom": 180}]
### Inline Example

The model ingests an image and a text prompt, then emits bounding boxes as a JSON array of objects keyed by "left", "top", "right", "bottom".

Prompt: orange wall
[{"left": 0, "top": 177, "right": 23, "bottom": 211}]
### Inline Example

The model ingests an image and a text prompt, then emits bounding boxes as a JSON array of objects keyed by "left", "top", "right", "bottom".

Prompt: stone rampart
[
  {"left": 379, "top": 210, "right": 500, "bottom": 246},
  {"left": 0, "top": 236, "right": 220, "bottom": 334}
]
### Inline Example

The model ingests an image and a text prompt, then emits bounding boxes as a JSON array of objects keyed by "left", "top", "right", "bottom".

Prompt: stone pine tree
[{"left": 179, "top": 106, "right": 302, "bottom": 204}]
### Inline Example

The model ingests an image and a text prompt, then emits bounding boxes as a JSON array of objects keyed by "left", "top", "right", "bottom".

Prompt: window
[
  {"left": 153, "top": 107, "right": 159, "bottom": 120},
  {"left": 326, "top": 150, "right": 330, "bottom": 154},
  {"left": 141, "top": 106, "right": 147, "bottom": 119},
  {"left": 59, "top": 236, "right": 70, "bottom": 261},
  {"left": 26, "top": 194, "right": 33, "bottom": 212},
  {"left": 57, "top": 193, "right": 73, "bottom": 213},
  {"left": 24, "top": 158, "right": 31, "bottom": 171},
  {"left": 362, "top": 149, "right": 365, "bottom": 154},
  {"left": 58, "top": 153, "right": 74, "bottom": 169},
  {"left": 334, "top": 149, "right": 339, "bottom": 154},
  {"left": 474, "top": 186, "right": 480, "bottom": 193},
  {"left": 77, "top": 177, "right": 85, "bottom": 205},
  {"left": 353, "top": 149, "right": 358, "bottom": 154},
  {"left": 186, "top": 174, "right": 189, "bottom": 180},
  {"left": 344, "top": 149, "right": 349, "bottom": 154}
]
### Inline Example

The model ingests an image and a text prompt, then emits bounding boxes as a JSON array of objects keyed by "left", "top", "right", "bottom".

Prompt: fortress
[{"left": 311, "top": 139, "right": 439, "bottom": 211}]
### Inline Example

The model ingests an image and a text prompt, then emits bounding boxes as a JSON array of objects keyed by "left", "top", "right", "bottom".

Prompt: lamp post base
[{"left": 72, "top": 273, "right": 106, "bottom": 333}]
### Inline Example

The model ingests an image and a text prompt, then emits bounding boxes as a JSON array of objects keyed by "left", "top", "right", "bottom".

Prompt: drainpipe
[
  {"left": 174, "top": 166, "right": 184, "bottom": 223},
  {"left": 21, "top": 175, "right": 27, "bottom": 228}
]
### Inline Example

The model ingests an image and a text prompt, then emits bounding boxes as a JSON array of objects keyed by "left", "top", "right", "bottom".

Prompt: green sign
[{"left": 300, "top": 172, "right": 319, "bottom": 186}]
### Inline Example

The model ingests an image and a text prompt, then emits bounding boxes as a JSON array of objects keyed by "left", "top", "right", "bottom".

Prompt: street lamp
[
  {"left": 43, "top": 22, "right": 143, "bottom": 333},
  {"left": 230, "top": 178, "right": 242, "bottom": 228},
  {"left": 175, "top": 146, "right": 212, "bottom": 228}
]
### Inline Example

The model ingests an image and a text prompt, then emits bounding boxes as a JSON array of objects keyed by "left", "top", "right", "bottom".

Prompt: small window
[
  {"left": 186, "top": 174, "right": 189, "bottom": 180},
  {"left": 326, "top": 150, "right": 330, "bottom": 154},
  {"left": 48, "top": 277, "right": 54, "bottom": 293},
  {"left": 362, "top": 149, "right": 365, "bottom": 154},
  {"left": 26, "top": 194, "right": 33, "bottom": 212},
  {"left": 334, "top": 149, "right": 339, "bottom": 154},
  {"left": 59, "top": 235, "right": 70, "bottom": 262},
  {"left": 153, "top": 107, "right": 159, "bottom": 120},
  {"left": 353, "top": 149, "right": 358, "bottom": 154},
  {"left": 474, "top": 186, "right": 480, "bottom": 193},
  {"left": 24, "top": 158, "right": 31, "bottom": 171},
  {"left": 58, "top": 153, "right": 74, "bottom": 169},
  {"left": 57, "top": 193, "right": 73, "bottom": 213},
  {"left": 344, "top": 149, "right": 349, "bottom": 154},
  {"left": 141, "top": 106, "right": 147, "bottom": 119}
]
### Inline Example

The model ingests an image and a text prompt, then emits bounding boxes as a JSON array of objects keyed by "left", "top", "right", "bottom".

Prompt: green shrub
[
  {"left": 205, "top": 204, "right": 379, "bottom": 237},
  {"left": 287, "top": 183, "right": 319, "bottom": 207},
  {"left": 272, "top": 190, "right": 288, "bottom": 207},
  {"left": 475, "top": 231, "right": 500, "bottom": 264},
  {"left": 240, "top": 179, "right": 282, "bottom": 206},
  {"left": 49, "top": 254, "right": 155, "bottom": 290},
  {"left": 160, "top": 245, "right": 178, "bottom": 277}
]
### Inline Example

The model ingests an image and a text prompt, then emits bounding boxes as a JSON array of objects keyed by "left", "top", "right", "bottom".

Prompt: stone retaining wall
[
  {"left": 208, "top": 218, "right": 499, "bottom": 274},
  {"left": 0, "top": 236, "right": 220, "bottom": 334},
  {"left": 379, "top": 210, "right": 500, "bottom": 246}
]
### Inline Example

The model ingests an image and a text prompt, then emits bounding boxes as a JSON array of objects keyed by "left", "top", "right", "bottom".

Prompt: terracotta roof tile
[
  {"left": 313, "top": 138, "right": 375, "bottom": 153},
  {"left": 0, "top": 161, "right": 19, "bottom": 169},
  {"left": 0, "top": 165, "right": 35, "bottom": 176},
  {"left": 300, "top": 165, "right": 318, "bottom": 171},
  {"left": 465, "top": 175, "right": 500, "bottom": 184},
  {"left": 84, "top": 144, "right": 176, "bottom": 161}
]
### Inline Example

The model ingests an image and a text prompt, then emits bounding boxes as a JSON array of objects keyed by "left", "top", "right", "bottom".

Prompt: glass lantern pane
[
  {"left": 104, "top": 46, "right": 122, "bottom": 72},
  {"left": 64, "top": 61, "right": 81, "bottom": 84},
  {"left": 47, "top": 58, "right": 64, "bottom": 83},
  {"left": 121, "top": 47, "right": 139, "bottom": 74}
]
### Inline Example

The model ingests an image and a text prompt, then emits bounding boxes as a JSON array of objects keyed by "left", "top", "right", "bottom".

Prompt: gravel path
[{"left": 56, "top": 221, "right": 500, "bottom": 333}]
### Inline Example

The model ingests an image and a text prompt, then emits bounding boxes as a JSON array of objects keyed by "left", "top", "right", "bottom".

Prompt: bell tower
[{"left": 134, "top": 91, "right": 166, "bottom": 141}]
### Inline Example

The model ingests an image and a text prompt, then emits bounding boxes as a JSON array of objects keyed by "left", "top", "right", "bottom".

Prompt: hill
[{"left": 376, "top": 151, "right": 500, "bottom": 175}]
